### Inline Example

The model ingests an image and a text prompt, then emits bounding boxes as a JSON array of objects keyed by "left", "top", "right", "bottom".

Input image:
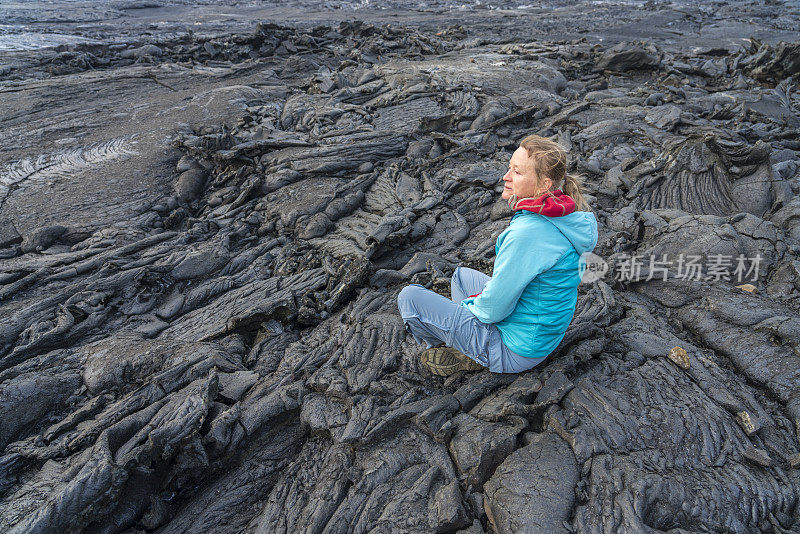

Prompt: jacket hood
[
  {"left": 545, "top": 211, "right": 599, "bottom": 254},
  {"left": 513, "top": 209, "right": 599, "bottom": 255}
]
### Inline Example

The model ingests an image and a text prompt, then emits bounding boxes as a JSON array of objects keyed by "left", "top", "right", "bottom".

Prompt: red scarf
[
  {"left": 466, "top": 189, "right": 577, "bottom": 298},
  {"left": 508, "top": 189, "right": 576, "bottom": 216}
]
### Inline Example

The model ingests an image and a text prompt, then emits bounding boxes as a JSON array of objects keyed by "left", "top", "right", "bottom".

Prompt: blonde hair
[{"left": 519, "top": 134, "right": 591, "bottom": 212}]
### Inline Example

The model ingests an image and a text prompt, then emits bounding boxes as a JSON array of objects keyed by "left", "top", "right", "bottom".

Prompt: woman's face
[{"left": 502, "top": 147, "right": 550, "bottom": 200}]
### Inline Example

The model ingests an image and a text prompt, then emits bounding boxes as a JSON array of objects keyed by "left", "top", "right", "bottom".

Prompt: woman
[{"left": 396, "top": 135, "right": 598, "bottom": 375}]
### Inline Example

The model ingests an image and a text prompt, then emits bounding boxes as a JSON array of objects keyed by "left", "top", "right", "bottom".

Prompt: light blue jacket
[{"left": 460, "top": 209, "right": 599, "bottom": 358}]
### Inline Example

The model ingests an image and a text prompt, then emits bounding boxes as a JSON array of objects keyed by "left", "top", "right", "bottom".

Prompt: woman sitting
[{"left": 397, "top": 135, "right": 599, "bottom": 375}]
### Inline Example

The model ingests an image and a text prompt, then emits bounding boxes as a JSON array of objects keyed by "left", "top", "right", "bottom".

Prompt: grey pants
[{"left": 396, "top": 266, "right": 547, "bottom": 373}]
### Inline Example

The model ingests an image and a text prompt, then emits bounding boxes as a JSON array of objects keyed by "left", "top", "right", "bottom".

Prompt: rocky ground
[{"left": 2, "top": 1, "right": 800, "bottom": 532}]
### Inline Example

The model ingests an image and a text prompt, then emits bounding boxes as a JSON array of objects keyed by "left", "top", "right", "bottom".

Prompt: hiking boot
[{"left": 420, "top": 346, "right": 486, "bottom": 376}]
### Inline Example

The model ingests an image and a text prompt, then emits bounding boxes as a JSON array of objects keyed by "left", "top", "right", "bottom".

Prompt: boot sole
[{"left": 420, "top": 346, "right": 485, "bottom": 376}]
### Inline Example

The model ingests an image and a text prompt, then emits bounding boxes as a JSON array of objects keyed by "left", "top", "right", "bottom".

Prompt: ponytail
[{"left": 562, "top": 173, "right": 591, "bottom": 212}]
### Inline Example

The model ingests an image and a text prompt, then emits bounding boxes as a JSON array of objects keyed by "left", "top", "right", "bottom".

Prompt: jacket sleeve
[{"left": 460, "top": 221, "right": 567, "bottom": 324}]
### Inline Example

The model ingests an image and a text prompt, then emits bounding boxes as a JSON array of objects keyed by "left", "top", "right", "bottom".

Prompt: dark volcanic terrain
[{"left": 2, "top": 1, "right": 800, "bottom": 532}]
